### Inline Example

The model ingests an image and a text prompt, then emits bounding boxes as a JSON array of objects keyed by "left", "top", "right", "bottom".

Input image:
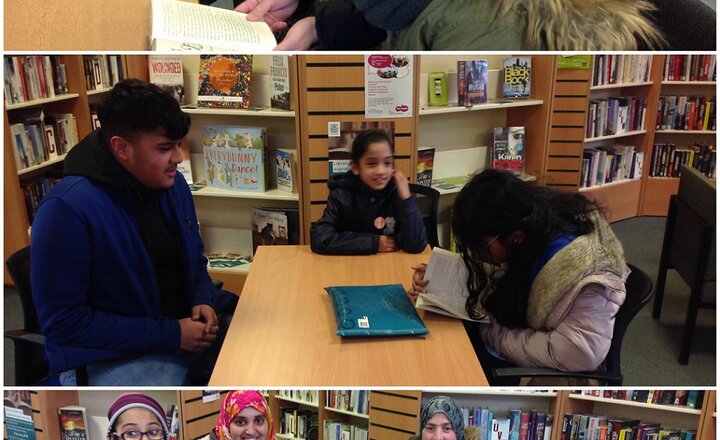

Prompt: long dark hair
[{"left": 452, "top": 169, "right": 601, "bottom": 327}]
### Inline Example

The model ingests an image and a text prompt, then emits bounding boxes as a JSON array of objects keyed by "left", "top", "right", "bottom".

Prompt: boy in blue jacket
[{"left": 30, "top": 79, "right": 237, "bottom": 385}]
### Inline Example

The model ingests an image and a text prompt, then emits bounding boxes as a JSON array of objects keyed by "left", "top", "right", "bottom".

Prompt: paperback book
[
  {"left": 457, "top": 60, "right": 488, "bottom": 106},
  {"left": 58, "top": 406, "right": 88, "bottom": 440},
  {"left": 503, "top": 57, "right": 532, "bottom": 98},
  {"left": 202, "top": 125, "right": 266, "bottom": 192},
  {"left": 197, "top": 55, "right": 253, "bottom": 109},
  {"left": 492, "top": 126, "right": 526, "bottom": 174},
  {"left": 148, "top": 54, "right": 185, "bottom": 105},
  {"left": 275, "top": 148, "right": 297, "bottom": 193},
  {"left": 151, "top": 0, "right": 276, "bottom": 51},
  {"left": 415, "top": 247, "right": 489, "bottom": 322},
  {"left": 270, "top": 55, "right": 293, "bottom": 110},
  {"left": 251, "top": 207, "right": 293, "bottom": 255},
  {"left": 416, "top": 147, "right": 435, "bottom": 187}
]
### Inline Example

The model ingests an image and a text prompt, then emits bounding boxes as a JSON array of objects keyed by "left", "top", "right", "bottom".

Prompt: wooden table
[
  {"left": 209, "top": 246, "right": 487, "bottom": 386},
  {"left": 4, "top": 0, "right": 196, "bottom": 51}
]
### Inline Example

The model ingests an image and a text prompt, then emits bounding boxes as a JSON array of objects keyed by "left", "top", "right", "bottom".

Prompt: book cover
[
  {"left": 416, "top": 147, "right": 435, "bottom": 187},
  {"left": 492, "top": 126, "right": 526, "bottom": 174},
  {"left": 197, "top": 55, "right": 253, "bottom": 109},
  {"left": 178, "top": 138, "right": 194, "bottom": 185},
  {"left": 202, "top": 125, "right": 266, "bottom": 192},
  {"left": 428, "top": 72, "right": 448, "bottom": 106},
  {"left": 457, "top": 60, "right": 488, "bottom": 106},
  {"left": 251, "top": 208, "right": 290, "bottom": 255},
  {"left": 270, "top": 55, "right": 293, "bottom": 110},
  {"left": 4, "top": 391, "right": 36, "bottom": 440},
  {"left": 58, "top": 406, "right": 88, "bottom": 440},
  {"left": 503, "top": 57, "right": 532, "bottom": 98},
  {"left": 324, "top": 284, "right": 429, "bottom": 337},
  {"left": 151, "top": 0, "right": 276, "bottom": 51},
  {"left": 148, "top": 54, "right": 185, "bottom": 105},
  {"left": 493, "top": 418, "right": 511, "bottom": 440},
  {"left": 275, "top": 148, "right": 297, "bottom": 193},
  {"left": 415, "top": 247, "right": 489, "bottom": 322}
]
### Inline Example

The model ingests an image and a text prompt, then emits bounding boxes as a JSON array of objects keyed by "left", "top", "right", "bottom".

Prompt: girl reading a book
[
  {"left": 107, "top": 393, "right": 171, "bottom": 440},
  {"left": 310, "top": 129, "right": 427, "bottom": 255},
  {"left": 409, "top": 169, "right": 629, "bottom": 384},
  {"left": 200, "top": 390, "right": 275, "bottom": 440}
]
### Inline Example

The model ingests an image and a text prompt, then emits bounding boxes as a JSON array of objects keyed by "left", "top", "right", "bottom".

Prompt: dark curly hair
[
  {"left": 451, "top": 169, "right": 602, "bottom": 327},
  {"left": 98, "top": 79, "right": 190, "bottom": 144}
]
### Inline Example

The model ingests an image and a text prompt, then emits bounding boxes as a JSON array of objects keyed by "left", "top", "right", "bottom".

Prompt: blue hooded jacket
[{"left": 30, "top": 130, "right": 234, "bottom": 373}]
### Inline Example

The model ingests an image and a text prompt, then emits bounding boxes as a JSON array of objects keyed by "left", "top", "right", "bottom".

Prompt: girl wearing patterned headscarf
[
  {"left": 408, "top": 396, "right": 470, "bottom": 440},
  {"left": 205, "top": 390, "right": 275, "bottom": 440}
]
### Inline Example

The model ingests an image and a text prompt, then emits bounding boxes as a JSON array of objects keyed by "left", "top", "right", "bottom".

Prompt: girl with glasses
[
  {"left": 410, "top": 169, "right": 630, "bottom": 384},
  {"left": 107, "top": 393, "right": 170, "bottom": 440}
]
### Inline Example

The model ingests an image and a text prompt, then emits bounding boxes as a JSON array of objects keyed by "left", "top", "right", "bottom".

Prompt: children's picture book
[
  {"left": 178, "top": 138, "right": 194, "bottom": 184},
  {"left": 503, "top": 57, "right": 532, "bottom": 98},
  {"left": 457, "top": 60, "right": 488, "bottom": 106},
  {"left": 148, "top": 54, "right": 185, "bottom": 105},
  {"left": 251, "top": 208, "right": 291, "bottom": 255},
  {"left": 58, "top": 406, "right": 88, "bottom": 440},
  {"left": 202, "top": 125, "right": 266, "bottom": 192},
  {"left": 197, "top": 55, "right": 253, "bottom": 109},
  {"left": 325, "top": 284, "right": 429, "bottom": 337},
  {"left": 416, "top": 147, "right": 435, "bottom": 187},
  {"left": 415, "top": 247, "right": 489, "bottom": 322},
  {"left": 270, "top": 55, "right": 293, "bottom": 110},
  {"left": 151, "top": 0, "right": 276, "bottom": 52},
  {"left": 275, "top": 148, "right": 297, "bottom": 193},
  {"left": 492, "top": 126, "right": 526, "bottom": 174},
  {"left": 327, "top": 121, "right": 395, "bottom": 176}
]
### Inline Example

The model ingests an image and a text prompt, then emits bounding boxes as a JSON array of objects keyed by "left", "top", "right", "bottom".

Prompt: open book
[
  {"left": 416, "top": 247, "right": 489, "bottom": 322},
  {"left": 151, "top": 0, "right": 276, "bottom": 51}
]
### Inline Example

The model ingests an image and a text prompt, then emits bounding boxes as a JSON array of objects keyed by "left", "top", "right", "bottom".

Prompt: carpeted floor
[{"left": 3, "top": 216, "right": 716, "bottom": 386}]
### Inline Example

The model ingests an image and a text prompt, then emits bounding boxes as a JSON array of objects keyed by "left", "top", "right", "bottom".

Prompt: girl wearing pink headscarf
[{"left": 203, "top": 391, "right": 275, "bottom": 440}]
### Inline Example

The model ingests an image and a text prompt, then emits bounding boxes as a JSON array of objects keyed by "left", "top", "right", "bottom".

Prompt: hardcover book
[
  {"left": 148, "top": 54, "right": 185, "bottom": 105},
  {"left": 202, "top": 125, "right": 266, "bottom": 192},
  {"left": 151, "top": 0, "right": 276, "bottom": 51},
  {"left": 457, "top": 60, "right": 488, "bottom": 106},
  {"left": 58, "top": 406, "right": 88, "bottom": 440},
  {"left": 503, "top": 57, "right": 532, "bottom": 98},
  {"left": 416, "top": 147, "right": 435, "bottom": 187},
  {"left": 270, "top": 55, "right": 293, "bottom": 110},
  {"left": 251, "top": 208, "right": 290, "bottom": 256},
  {"left": 197, "top": 55, "right": 253, "bottom": 109},
  {"left": 415, "top": 247, "right": 489, "bottom": 322},
  {"left": 492, "top": 126, "right": 526, "bottom": 174},
  {"left": 325, "top": 284, "right": 429, "bottom": 337}
]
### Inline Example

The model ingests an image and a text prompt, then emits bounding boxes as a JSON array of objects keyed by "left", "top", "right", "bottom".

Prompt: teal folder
[{"left": 324, "top": 283, "right": 429, "bottom": 337}]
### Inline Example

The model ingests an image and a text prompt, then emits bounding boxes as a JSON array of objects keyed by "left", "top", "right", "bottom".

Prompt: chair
[
  {"left": 652, "top": 165, "right": 716, "bottom": 365},
  {"left": 490, "top": 263, "right": 654, "bottom": 385},
  {"left": 5, "top": 246, "right": 88, "bottom": 385},
  {"left": 409, "top": 183, "right": 440, "bottom": 248}
]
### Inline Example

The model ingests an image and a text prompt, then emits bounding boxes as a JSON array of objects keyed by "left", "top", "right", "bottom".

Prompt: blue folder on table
[{"left": 324, "top": 283, "right": 429, "bottom": 337}]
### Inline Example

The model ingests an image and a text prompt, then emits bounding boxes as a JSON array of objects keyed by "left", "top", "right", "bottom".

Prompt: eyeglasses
[
  {"left": 112, "top": 430, "right": 165, "bottom": 440},
  {"left": 482, "top": 235, "right": 500, "bottom": 249},
  {"left": 477, "top": 235, "right": 500, "bottom": 263}
]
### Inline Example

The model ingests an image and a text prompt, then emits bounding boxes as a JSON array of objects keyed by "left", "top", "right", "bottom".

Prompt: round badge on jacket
[{"left": 373, "top": 216, "right": 385, "bottom": 229}]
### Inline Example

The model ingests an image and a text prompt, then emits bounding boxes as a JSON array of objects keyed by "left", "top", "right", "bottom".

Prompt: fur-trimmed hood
[
  {"left": 527, "top": 210, "right": 630, "bottom": 329},
  {"left": 500, "top": 0, "right": 664, "bottom": 50}
]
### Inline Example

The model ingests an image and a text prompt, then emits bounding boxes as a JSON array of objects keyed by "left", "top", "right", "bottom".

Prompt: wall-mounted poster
[{"left": 364, "top": 54, "right": 413, "bottom": 119}]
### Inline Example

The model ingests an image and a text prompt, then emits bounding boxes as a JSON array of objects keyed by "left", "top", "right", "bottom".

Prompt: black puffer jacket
[{"left": 310, "top": 172, "right": 427, "bottom": 255}]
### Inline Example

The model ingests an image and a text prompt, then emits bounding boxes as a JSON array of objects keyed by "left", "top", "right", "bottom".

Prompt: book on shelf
[
  {"left": 503, "top": 57, "right": 531, "bottom": 98},
  {"left": 250, "top": 207, "right": 299, "bottom": 256},
  {"left": 663, "top": 54, "right": 717, "bottom": 82},
  {"left": 58, "top": 406, "right": 88, "bottom": 440},
  {"left": 151, "top": 0, "right": 276, "bottom": 51},
  {"left": 201, "top": 124, "right": 266, "bottom": 192},
  {"left": 457, "top": 60, "right": 488, "bottom": 106},
  {"left": 177, "top": 138, "right": 194, "bottom": 184},
  {"left": 492, "top": 126, "right": 525, "bottom": 174},
  {"left": 325, "top": 284, "right": 429, "bottom": 337},
  {"left": 8, "top": 107, "right": 62, "bottom": 170},
  {"left": 593, "top": 55, "right": 651, "bottom": 86},
  {"left": 274, "top": 148, "right": 298, "bottom": 194},
  {"left": 428, "top": 71, "right": 448, "bottom": 106},
  {"left": 148, "top": 54, "right": 185, "bottom": 105},
  {"left": 4, "top": 55, "right": 67, "bottom": 105},
  {"left": 206, "top": 253, "right": 252, "bottom": 268},
  {"left": 270, "top": 55, "right": 293, "bottom": 110},
  {"left": 415, "top": 247, "right": 489, "bottom": 323},
  {"left": 416, "top": 147, "right": 435, "bottom": 187},
  {"left": 197, "top": 55, "right": 253, "bottom": 109},
  {"left": 45, "top": 113, "right": 79, "bottom": 157}
]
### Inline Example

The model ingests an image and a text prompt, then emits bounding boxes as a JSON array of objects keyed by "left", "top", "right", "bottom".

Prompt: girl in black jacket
[{"left": 310, "top": 129, "right": 427, "bottom": 255}]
